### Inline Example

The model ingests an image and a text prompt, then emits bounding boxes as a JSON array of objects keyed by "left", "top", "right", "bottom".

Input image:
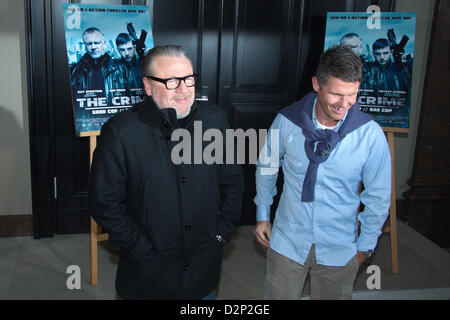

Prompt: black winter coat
[{"left": 89, "top": 98, "right": 244, "bottom": 299}]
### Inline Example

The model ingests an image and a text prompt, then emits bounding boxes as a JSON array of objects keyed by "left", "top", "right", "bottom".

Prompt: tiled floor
[{"left": 0, "top": 219, "right": 449, "bottom": 300}]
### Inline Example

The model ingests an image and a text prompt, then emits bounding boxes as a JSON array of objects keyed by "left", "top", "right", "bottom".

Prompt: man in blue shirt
[{"left": 254, "top": 45, "right": 391, "bottom": 300}]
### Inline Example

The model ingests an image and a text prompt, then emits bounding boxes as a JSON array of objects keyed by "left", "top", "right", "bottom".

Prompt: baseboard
[{"left": 0, "top": 214, "right": 33, "bottom": 237}]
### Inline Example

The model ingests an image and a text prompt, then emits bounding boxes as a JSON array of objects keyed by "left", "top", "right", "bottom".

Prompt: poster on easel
[
  {"left": 324, "top": 11, "right": 416, "bottom": 128},
  {"left": 61, "top": 3, "right": 154, "bottom": 135}
]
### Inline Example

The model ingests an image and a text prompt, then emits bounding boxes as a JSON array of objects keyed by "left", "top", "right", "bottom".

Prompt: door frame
[{"left": 27, "top": 0, "right": 56, "bottom": 238}]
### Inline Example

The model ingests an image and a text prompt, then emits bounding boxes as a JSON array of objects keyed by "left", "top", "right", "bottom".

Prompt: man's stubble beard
[{"left": 173, "top": 103, "right": 192, "bottom": 119}]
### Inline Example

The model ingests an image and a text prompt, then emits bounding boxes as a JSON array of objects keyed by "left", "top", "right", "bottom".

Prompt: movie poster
[
  {"left": 324, "top": 12, "right": 416, "bottom": 128},
  {"left": 61, "top": 3, "right": 154, "bottom": 135}
]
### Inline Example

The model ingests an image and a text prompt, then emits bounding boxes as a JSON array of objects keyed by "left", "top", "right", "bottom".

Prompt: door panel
[
  {"left": 51, "top": 0, "right": 90, "bottom": 233},
  {"left": 218, "top": 0, "right": 302, "bottom": 224}
]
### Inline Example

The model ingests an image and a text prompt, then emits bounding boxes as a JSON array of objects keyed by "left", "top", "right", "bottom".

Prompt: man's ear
[
  {"left": 143, "top": 77, "right": 152, "bottom": 96},
  {"left": 311, "top": 76, "right": 320, "bottom": 93}
]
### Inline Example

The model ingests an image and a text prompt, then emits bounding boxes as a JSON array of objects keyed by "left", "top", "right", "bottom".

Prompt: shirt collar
[{"left": 311, "top": 97, "right": 348, "bottom": 131}]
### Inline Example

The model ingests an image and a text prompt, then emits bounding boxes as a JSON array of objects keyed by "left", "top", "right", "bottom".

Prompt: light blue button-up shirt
[{"left": 255, "top": 100, "right": 391, "bottom": 266}]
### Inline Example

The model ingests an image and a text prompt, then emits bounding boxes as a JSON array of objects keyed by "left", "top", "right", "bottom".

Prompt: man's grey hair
[
  {"left": 315, "top": 45, "right": 362, "bottom": 87},
  {"left": 340, "top": 32, "right": 362, "bottom": 43},
  {"left": 82, "top": 27, "right": 104, "bottom": 41},
  {"left": 141, "top": 45, "right": 193, "bottom": 77}
]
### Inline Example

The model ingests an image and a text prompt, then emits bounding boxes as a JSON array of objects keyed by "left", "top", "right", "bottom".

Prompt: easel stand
[
  {"left": 81, "top": 131, "right": 109, "bottom": 286},
  {"left": 381, "top": 126, "right": 408, "bottom": 274}
]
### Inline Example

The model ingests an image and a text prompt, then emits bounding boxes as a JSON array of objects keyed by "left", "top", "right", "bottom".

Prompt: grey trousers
[{"left": 264, "top": 245, "right": 360, "bottom": 300}]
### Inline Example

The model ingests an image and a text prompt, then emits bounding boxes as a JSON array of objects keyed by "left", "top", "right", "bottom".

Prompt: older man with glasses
[{"left": 89, "top": 45, "right": 244, "bottom": 300}]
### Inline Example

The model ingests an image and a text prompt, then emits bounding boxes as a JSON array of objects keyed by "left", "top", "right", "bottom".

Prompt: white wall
[
  {"left": 394, "top": 0, "right": 436, "bottom": 198},
  {"left": 0, "top": 0, "right": 32, "bottom": 216}
]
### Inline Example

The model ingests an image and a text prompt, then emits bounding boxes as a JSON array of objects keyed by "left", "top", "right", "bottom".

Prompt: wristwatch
[
  {"left": 361, "top": 250, "right": 373, "bottom": 259},
  {"left": 216, "top": 234, "right": 227, "bottom": 244}
]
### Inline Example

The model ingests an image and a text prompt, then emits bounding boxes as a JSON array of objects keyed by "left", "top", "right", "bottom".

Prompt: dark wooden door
[
  {"left": 28, "top": 0, "right": 395, "bottom": 236},
  {"left": 216, "top": 0, "right": 303, "bottom": 224}
]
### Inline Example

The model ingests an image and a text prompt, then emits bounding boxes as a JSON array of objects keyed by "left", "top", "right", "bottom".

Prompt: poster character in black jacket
[
  {"left": 361, "top": 38, "right": 413, "bottom": 94},
  {"left": 89, "top": 45, "right": 244, "bottom": 300},
  {"left": 115, "top": 32, "right": 146, "bottom": 97},
  {"left": 70, "top": 27, "right": 130, "bottom": 106}
]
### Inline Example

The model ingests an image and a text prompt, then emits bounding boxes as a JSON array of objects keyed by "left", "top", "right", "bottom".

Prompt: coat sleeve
[
  {"left": 215, "top": 112, "right": 245, "bottom": 242},
  {"left": 88, "top": 120, "right": 153, "bottom": 263}
]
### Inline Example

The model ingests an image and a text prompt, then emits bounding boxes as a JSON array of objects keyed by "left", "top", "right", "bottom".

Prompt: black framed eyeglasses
[{"left": 145, "top": 74, "right": 197, "bottom": 90}]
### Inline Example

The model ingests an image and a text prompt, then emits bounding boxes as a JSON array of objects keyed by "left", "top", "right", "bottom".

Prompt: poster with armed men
[
  {"left": 324, "top": 8, "right": 416, "bottom": 128},
  {"left": 61, "top": 3, "right": 154, "bottom": 135}
]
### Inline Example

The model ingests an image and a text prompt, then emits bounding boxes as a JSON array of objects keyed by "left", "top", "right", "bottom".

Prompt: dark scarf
[
  {"left": 148, "top": 97, "right": 198, "bottom": 130},
  {"left": 279, "top": 92, "right": 372, "bottom": 202}
]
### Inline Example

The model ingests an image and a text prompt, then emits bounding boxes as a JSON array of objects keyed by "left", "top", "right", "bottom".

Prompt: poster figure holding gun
[
  {"left": 115, "top": 23, "right": 150, "bottom": 97},
  {"left": 127, "top": 22, "right": 148, "bottom": 59},
  {"left": 360, "top": 28, "right": 413, "bottom": 95},
  {"left": 388, "top": 28, "right": 411, "bottom": 63}
]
